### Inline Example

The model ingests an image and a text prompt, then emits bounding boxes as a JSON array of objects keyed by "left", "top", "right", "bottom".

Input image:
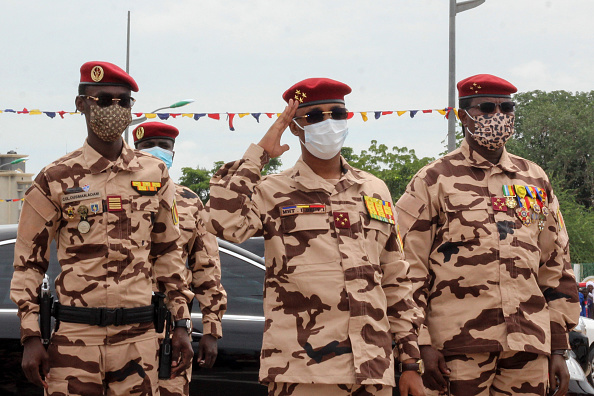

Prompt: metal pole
[
  {"left": 124, "top": 11, "right": 131, "bottom": 144},
  {"left": 447, "top": 0, "right": 456, "bottom": 153}
]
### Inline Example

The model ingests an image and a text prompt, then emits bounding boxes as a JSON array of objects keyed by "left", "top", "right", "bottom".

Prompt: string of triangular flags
[
  {"left": 0, "top": 107, "right": 459, "bottom": 131},
  {"left": 0, "top": 198, "right": 24, "bottom": 202}
]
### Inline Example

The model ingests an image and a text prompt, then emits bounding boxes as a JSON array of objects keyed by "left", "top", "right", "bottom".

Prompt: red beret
[
  {"left": 133, "top": 122, "right": 179, "bottom": 145},
  {"left": 282, "top": 78, "right": 351, "bottom": 108},
  {"left": 457, "top": 74, "right": 517, "bottom": 99},
  {"left": 79, "top": 61, "right": 139, "bottom": 92}
]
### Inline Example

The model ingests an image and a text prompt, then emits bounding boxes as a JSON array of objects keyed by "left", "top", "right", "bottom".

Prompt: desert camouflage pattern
[
  {"left": 157, "top": 184, "right": 227, "bottom": 396},
  {"left": 395, "top": 139, "right": 579, "bottom": 357},
  {"left": 268, "top": 382, "right": 392, "bottom": 396},
  {"left": 425, "top": 351, "right": 548, "bottom": 396},
  {"left": 207, "top": 143, "right": 422, "bottom": 386},
  {"left": 46, "top": 337, "right": 160, "bottom": 395},
  {"left": 10, "top": 139, "right": 193, "bottom": 348}
]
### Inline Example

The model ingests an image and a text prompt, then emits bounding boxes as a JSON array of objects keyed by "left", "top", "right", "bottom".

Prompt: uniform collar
[
  {"left": 289, "top": 156, "right": 369, "bottom": 194},
  {"left": 83, "top": 139, "right": 143, "bottom": 174},
  {"left": 460, "top": 139, "right": 520, "bottom": 173}
]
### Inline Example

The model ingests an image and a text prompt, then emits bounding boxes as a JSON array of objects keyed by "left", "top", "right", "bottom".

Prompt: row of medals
[
  {"left": 65, "top": 205, "right": 91, "bottom": 234},
  {"left": 504, "top": 190, "right": 548, "bottom": 231}
]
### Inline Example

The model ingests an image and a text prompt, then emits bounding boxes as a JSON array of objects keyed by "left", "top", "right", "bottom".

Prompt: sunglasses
[
  {"left": 293, "top": 108, "right": 349, "bottom": 124},
  {"left": 466, "top": 101, "right": 515, "bottom": 114},
  {"left": 81, "top": 95, "right": 136, "bottom": 109}
]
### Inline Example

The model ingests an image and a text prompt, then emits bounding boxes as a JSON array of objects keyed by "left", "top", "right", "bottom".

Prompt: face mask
[
  {"left": 88, "top": 103, "right": 132, "bottom": 142},
  {"left": 141, "top": 146, "right": 174, "bottom": 169},
  {"left": 465, "top": 112, "right": 515, "bottom": 151},
  {"left": 293, "top": 119, "right": 349, "bottom": 160}
]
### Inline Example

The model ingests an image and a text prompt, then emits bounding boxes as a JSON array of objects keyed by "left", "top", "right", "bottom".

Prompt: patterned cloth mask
[
  {"left": 466, "top": 112, "right": 515, "bottom": 151},
  {"left": 89, "top": 103, "right": 132, "bottom": 142}
]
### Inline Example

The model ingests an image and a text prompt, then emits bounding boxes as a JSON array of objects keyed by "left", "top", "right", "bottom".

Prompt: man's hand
[
  {"left": 22, "top": 337, "right": 49, "bottom": 389},
  {"left": 549, "top": 353, "right": 569, "bottom": 396},
  {"left": 257, "top": 99, "right": 299, "bottom": 158},
  {"left": 170, "top": 327, "right": 194, "bottom": 378},
  {"left": 399, "top": 370, "right": 426, "bottom": 396},
  {"left": 196, "top": 334, "right": 218, "bottom": 368},
  {"left": 420, "top": 345, "right": 450, "bottom": 393}
]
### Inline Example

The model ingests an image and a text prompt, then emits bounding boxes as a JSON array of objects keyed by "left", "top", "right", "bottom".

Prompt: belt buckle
[{"left": 101, "top": 308, "right": 124, "bottom": 326}]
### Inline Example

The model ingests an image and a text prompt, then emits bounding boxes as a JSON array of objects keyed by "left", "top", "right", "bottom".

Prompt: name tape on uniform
[
  {"left": 61, "top": 191, "right": 101, "bottom": 204},
  {"left": 279, "top": 204, "right": 326, "bottom": 217},
  {"left": 363, "top": 196, "right": 395, "bottom": 224}
]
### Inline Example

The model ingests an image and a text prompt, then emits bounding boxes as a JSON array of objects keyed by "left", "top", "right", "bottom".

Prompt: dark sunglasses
[
  {"left": 293, "top": 108, "right": 349, "bottom": 124},
  {"left": 467, "top": 101, "right": 515, "bottom": 114},
  {"left": 81, "top": 94, "right": 136, "bottom": 109}
]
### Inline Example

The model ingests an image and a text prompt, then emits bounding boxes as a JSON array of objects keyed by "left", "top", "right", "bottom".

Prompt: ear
[
  {"left": 75, "top": 95, "right": 85, "bottom": 113},
  {"left": 288, "top": 120, "right": 300, "bottom": 136},
  {"left": 458, "top": 108, "right": 472, "bottom": 130}
]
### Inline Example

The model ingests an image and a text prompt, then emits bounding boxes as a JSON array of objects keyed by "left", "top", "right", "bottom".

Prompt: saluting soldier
[
  {"left": 133, "top": 121, "right": 227, "bottom": 395},
  {"left": 394, "top": 74, "right": 579, "bottom": 396},
  {"left": 206, "top": 78, "right": 425, "bottom": 396},
  {"left": 10, "top": 61, "right": 194, "bottom": 395}
]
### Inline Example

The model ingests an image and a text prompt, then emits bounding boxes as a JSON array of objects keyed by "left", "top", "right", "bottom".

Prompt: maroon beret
[
  {"left": 133, "top": 122, "right": 179, "bottom": 145},
  {"left": 457, "top": 74, "right": 517, "bottom": 99},
  {"left": 79, "top": 61, "right": 139, "bottom": 92},
  {"left": 282, "top": 78, "right": 351, "bottom": 108}
]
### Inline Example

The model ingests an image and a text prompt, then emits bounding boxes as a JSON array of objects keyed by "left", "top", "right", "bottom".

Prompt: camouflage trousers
[
  {"left": 267, "top": 382, "right": 392, "bottom": 395},
  {"left": 425, "top": 351, "right": 548, "bottom": 396},
  {"left": 45, "top": 337, "right": 159, "bottom": 396}
]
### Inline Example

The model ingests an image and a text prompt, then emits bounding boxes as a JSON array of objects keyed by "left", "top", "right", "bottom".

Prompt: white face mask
[{"left": 293, "top": 119, "right": 349, "bottom": 160}]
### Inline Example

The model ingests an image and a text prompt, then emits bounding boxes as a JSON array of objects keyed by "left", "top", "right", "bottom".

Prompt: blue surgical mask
[{"left": 141, "top": 146, "right": 174, "bottom": 169}]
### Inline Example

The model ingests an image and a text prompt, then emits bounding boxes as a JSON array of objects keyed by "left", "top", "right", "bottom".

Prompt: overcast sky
[{"left": 1, "top": 1, "right": 593, "bottom": 184}]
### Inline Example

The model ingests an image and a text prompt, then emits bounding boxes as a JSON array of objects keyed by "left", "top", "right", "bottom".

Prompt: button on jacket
[
  {"left": 174, "top": 184, "right": 226, "bottom": 338},
  {"left": 207, "top": 143, "right": 422, "bottom": 386},
  {"left": 395, "top": 140, "right": 579, "bottom": 356},
  {"left": 11, "top": 140, "right": 193, "bottom": 346}
]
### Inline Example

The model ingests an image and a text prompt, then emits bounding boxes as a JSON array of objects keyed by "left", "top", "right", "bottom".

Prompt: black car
[{"left": 0, "top": 224, "right": 267, "bottom": 396}]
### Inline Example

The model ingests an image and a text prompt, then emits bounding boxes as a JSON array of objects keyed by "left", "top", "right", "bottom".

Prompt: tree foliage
[
  {"left": 507, "top": 90, "right": 594, "bottom": 208},
  {"left": 341, "top": 141, "right": 434, "bottom": 201}
]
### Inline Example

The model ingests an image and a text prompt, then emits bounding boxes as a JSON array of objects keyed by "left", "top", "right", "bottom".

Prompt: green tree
[
  {"left": 342, "top": 140, "right": 434, "bottom": 201},
  {"left": 507, "top": 90, "right": 594, "bottom": 208},
  {"left": 178, "top": 166, "right": 212, "bottom": 203}
]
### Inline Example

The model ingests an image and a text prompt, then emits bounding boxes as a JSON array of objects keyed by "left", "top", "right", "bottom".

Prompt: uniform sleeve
[
  {"left": 151, "top": 177, "right": 194, "bottom": 321},
  {"left": 189, "top": 203, "right": 227, "bottom": 339},
  {"left": 394, "top": 175, "right": 437, "bottom": 346},
  {"left": 10, "top": 173, "right": 61, "bottom": 344},
  {"left": 537, "top": 188, "right": 579, "bottom": 351},
  {"left": 382, "top": 217, "right": 424, "bottom": 362},
  {"left": 206, "top": 143, "right": 268, "bottom": 243}
]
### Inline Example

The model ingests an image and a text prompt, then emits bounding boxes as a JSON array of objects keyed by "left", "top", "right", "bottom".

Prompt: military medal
[
  {"left": 77, "top": 205, "right": 91, "bottom": 234},
  {"left": 516, "top": 206, "right": 531, "bottom": 226},
  {"left": 66, "top": 207, "right": 75, "bottom": 219},
  {"left": 537, "top": 214, "right": 546, "bottom": 231},
  {"left": 363, "top": 195, "right": 396, "bottom": 224},
  {"left": 502, "top": 185, "right": 517, "bottom": 209},
  {"left": 535, "top": 187, "right": 549, "bottom": 216}
]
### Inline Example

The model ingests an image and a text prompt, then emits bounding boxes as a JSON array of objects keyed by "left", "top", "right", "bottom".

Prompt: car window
[{"left": 192, "top": 249, "right": 264, "bottom": 317}]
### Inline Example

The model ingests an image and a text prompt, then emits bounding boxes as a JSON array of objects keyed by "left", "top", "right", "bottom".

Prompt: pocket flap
[{"left": 445, "top": 194, "right": 489, "bottom": 211}]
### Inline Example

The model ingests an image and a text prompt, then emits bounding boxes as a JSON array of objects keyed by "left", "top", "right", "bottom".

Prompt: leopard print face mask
[
  {"left": 466, "top": 112, "right": 515, "bottom": 151},
  {"left": 88, "top": 103, "right": 132, "bottom": 142}
]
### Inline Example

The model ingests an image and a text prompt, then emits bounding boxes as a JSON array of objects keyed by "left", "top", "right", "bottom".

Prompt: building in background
[{"left": 0, "top": 151, "right": 33, "bottom": 225}]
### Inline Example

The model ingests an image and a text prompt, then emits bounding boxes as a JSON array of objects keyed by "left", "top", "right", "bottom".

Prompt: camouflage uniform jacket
[
  {"left": 207, "top": 143, "right": 422, "bottom": 386},
  {"left": 394, "top": 139, "right": 579, "bottom": 356},
  {"left": 10, "top": 139, "right": 193, "bottom": 346},
  {"left": 174, "top": 183, "right": 227, "bottom": 338}
]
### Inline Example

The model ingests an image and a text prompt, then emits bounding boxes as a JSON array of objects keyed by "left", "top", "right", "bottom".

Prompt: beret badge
[
  {"left": 91, "top": 66, "right": 104, "bottom": 82},
  {"left": 294, "top": 89, "right": 307, "bottom": 103},
  {"left": 135, "top": 126, "right": 145, "bottom": 140}
]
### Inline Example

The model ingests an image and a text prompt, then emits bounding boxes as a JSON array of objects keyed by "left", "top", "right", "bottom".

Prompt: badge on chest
[
  {"left": 279, "top": 204, "right": 326, "bottom": 217},
  {"left": 363, "top": 195, "right": 395, "bottom": 224}
]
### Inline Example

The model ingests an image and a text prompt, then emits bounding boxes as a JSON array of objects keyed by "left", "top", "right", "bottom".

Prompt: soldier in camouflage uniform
[
  {"left": 10, "top": 61, "right": 194, "bottom": 395},
  {"left": 207, "top": 78, "right": 425, "bottom": 396},
  {"left": 133, "top": 121, "right": 227, "bottom": 395},
  {"left": 394, "top": 74, "right": 579, "bottom": 396}
]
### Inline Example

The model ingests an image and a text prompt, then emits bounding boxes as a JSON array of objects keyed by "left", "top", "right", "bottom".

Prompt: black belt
[{"left": 53, "top": 303, "right": 154, "bottom": 327}]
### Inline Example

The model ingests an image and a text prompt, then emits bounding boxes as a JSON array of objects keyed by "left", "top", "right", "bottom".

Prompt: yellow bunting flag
[
  {"left": 29, "top": 109, "right": 42, "bottom": 115},
  {"left": 239, "top": 113, "right": 250, "bottom": 118},
  {"left": 182, "top": 113, "right": 193, "bottom": 118},
  {"left": 436, "top": 109, "right": 446, "bottom": 115},
  {"left": 145, "top": 113, "right": 157, "bottom": 119},
  {"left": 361, "top": 112, "right": 368, "bottom": 122},
  {"left": 397, "top": 111, "right": 406, "bottom": 116}
]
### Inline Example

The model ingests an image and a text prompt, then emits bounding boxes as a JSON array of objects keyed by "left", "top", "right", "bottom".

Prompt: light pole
[
  {"left": 129, "top": 99, "right": 196, "bottom": 127},
  {"left": 447, "top": 0, "right": 485, "bottom": 153}
]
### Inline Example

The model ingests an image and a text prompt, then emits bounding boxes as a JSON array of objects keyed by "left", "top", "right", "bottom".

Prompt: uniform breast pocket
[
  {"left": 282, "top": 213, "right": 337, "bottom": 265},
  {"left": 445, "top": 194, "right": 491, "bottom": 242},
  {"left": 130, "top": 196, "right": 160, "bottom": 242},
  {"left": 360, "top": 214, "right": 391, "bottom": 264}
]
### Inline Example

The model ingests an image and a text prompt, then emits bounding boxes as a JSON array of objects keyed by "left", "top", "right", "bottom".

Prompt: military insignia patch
[
  {"left": 106, "top": 196, "right": 123, "bottom": 212},
  {"left": 65, "top": 207, "right": 75, "bottom": 219},
  {"left": 363, "top": 195, "right": 395, "bottom": 224},
  {"left": 131, "top": 181, "right": 162, "bottom": 196},
  {"left": 90, "top": 203, "right": 100, "bottom": 214},
  {"left": 557, "top": 208, "right": 565, "bottom": 229},
  {"left": 135, "top": 127, "right": 145, "bottom": 140},
  {"left": 491, "top": 197, "right": 507, "bottom": 212},
  {"left": 333, "top": 212, "right": 350, "bottom": 229},
  {"left": 396, "top": 224, "right": 404, "bottom": 254},
  {"left": 172, "top": 200, "right": 179, "bottom": 225},
  {"left": 279, "top": 204, "right": 326, "bottom": 217},
  {"left": 91, "top": 65, "right": 104, "bottom": 82},
  {"left": 82, "top": 184, "right": 90, "bottom": 192}
]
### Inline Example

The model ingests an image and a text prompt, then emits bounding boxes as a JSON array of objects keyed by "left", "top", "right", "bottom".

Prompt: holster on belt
[
  {"left": 152, "top": 292, "right": 167, "bottom": 333},
  {"left": 39, "top": 274, "right": 53, "bottom": 346}
]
